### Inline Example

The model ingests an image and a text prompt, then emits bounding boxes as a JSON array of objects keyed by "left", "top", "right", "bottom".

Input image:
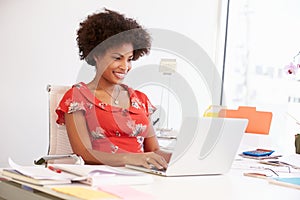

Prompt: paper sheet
[
  {"left": 8, "top": 158, "right": 76, "bottom": 180},
  {"left": 52, "top": 186, "right": 121, "bottom": 200},
  {"left": 99, "top": 185, "right": 155, "bottom": 200}
]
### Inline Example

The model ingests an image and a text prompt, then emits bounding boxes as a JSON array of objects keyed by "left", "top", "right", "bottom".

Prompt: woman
[{"left": 56, "top": 8, "right": 170, "bottom": 169}]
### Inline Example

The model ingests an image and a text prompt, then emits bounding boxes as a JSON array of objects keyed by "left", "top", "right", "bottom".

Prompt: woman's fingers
[{"left": 144, "top": 153, "right": 168, "bottom": 169}]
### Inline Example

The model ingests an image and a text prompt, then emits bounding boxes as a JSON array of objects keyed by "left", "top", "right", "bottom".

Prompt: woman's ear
[{"left": 93, "top": 54, "right": 100, "bottom": 64}]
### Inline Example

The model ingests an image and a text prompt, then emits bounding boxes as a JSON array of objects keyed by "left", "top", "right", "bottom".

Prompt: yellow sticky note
[{"left": 52, "top": 186, "right": 120, "bottom": 200}]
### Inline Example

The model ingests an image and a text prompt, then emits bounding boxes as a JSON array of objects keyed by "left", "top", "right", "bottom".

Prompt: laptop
[{"left": 126, "top": 117, "right": 248, "bottom": 176}]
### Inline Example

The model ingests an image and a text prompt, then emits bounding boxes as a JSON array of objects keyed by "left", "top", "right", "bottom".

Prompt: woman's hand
[{"left": 124, "top": 152, "right": 168, "bottom": 169}]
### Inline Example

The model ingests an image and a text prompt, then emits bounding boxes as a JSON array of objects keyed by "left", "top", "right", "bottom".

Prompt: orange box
[{"left": 218, "top": 106, "right": 272, "bottom": 135}]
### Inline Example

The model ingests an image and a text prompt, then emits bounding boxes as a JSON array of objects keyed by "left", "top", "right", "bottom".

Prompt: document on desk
[
  {"left": 50, "top": 164, "right": 154, "bottom": 186},
  {"left": 7, "top": 158, "right": 63, "bottom": 179},
  {"left": 1, "top": 169, "right": 73, "bottom": 185},
  {"left": 1, "top": 158, "right": 78, "bottom": 185},
  {"left": 52, "top": 186, "right": 121, "bottom": 200},
  {"left": 52, "top": 185, "right": 155, "bottom": 200}
]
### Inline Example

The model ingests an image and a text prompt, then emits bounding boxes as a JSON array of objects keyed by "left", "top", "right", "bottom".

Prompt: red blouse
[{"left": 56, "top": 82, "right": 156, "bottom": 153}]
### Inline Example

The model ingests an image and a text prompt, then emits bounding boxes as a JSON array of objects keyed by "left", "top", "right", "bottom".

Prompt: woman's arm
[
  {"left": 143, "top": 117, "right": 172, "bottom": 163},
  {"left": 64, "top": 112, "right": 168, "bottom": 169}
]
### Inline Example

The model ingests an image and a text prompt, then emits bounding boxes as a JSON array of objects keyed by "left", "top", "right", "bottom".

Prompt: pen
[
  {"left": 153, "top": 118, "right": 160, "bottom": 126},
  {"left": 48, "top": 166, "right": 62, "bottom": 173},
  {"left": 243, "top": 172, "right": 269, "bottom": 179},
  {"left": 259, "top": 161, "right": 282, "bottom": 167}
]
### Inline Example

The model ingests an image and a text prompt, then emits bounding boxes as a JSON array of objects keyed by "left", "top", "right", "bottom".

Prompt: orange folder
[{"left": 218, "top": 106, "right": 272, "bottom": 135}]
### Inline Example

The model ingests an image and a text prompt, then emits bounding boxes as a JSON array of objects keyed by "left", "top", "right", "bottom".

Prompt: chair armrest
[{"left": 34, "top": 154, "right": 85, "bottom": 165}]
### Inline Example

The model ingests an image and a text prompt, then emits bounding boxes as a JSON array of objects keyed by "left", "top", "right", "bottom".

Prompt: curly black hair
[{"left": 76, "top": 8, "right": 152, "bottom": 66}]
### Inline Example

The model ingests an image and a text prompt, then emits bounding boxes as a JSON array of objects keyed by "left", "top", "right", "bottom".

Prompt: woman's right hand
[{"left": 124, "top": 152, "right": 168, "bottom": 169}]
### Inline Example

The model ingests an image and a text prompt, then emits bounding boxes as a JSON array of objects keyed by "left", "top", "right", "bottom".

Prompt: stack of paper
[
  {"left": 1, "top": 169, "right": 73, "bottom": 185},
  {"left": 1, "top": 158, "right": 78, "bottom": 185},
  {"left": 50, "top": 164, "right": 154, "bottom": 186}
]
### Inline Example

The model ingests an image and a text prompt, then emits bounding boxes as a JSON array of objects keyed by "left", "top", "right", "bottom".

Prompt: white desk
[
  {"left": 133, "top": 170, "right": 300, "bottom": 200},
  {"left": 1, "top": 167, "right": 300, "bottom": 200}
]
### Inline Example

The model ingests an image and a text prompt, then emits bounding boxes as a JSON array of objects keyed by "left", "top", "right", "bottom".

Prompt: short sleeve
[
  {"left": 55, "top": 86, "right": 87, "bottom": 125},
  {"left": 132, "top": 89, "right": 157, "bottom": 117},
  {"left": 145, "top": 96, "right": 157, "bottom": 116}
]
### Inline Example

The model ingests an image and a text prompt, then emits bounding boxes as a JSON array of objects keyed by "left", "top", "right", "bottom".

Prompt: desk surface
[
  {"left": 137, "top": 170, "right": 300, "bottom": 200},
  {"left": 1, "top": 168, "right": 300, "bottom": 200}
]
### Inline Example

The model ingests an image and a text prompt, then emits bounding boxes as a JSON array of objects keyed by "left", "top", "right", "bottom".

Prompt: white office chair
[{"left": 35, "top": 84, "right": 84, "bottom": 165}]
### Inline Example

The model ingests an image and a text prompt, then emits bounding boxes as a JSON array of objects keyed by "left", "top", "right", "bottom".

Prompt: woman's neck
[{"left": 88, "top": 77, "right": 118, "bottom": 91}]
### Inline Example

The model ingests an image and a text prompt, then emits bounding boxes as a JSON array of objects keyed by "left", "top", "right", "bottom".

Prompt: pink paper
[{"left": 98, "top": 185, "right": 155, "bottom": 200}]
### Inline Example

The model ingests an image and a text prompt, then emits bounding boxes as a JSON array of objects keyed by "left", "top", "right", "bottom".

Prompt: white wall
[{"left": 0, "top": 0, "right": 223, "bottom": 167}]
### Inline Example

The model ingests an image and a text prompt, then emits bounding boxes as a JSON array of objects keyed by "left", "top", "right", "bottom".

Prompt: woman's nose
[{"left": 119, "top": 60, "right": 131, "bottom": 72}]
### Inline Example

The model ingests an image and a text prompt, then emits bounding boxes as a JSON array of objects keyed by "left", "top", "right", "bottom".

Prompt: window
[{"left": 223, "top": 0, "right": 300, "bottom": 153}]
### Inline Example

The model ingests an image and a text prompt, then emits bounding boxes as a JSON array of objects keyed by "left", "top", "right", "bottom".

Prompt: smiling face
[{"left": 94, "top": 43, "right": 134, "bottom": 86}]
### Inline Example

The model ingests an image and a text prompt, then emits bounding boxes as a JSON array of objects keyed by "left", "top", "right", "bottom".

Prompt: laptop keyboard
[{"left": 149, "top": 164, "right": 167, "bottom": 172}]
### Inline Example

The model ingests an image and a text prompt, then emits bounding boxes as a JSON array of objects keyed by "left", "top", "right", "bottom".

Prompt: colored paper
[
  {"left": 99, "top": 185, "right": 155, "bottom": 200},
  {"left": 52, "top": 186, "right": 121, "bottom": 200}
]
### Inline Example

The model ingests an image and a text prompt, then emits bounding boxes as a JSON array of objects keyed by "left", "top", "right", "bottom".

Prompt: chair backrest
[{"left": 47, "top": 84, "right": 75, "bottom": 164}]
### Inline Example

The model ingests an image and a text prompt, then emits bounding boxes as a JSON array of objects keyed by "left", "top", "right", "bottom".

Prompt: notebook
[
  {"left": 126, "top": 117, "right": 248, "bottom": 176},
  {"left": 1, "top": 169, "right": 73, "bottom": 185}
]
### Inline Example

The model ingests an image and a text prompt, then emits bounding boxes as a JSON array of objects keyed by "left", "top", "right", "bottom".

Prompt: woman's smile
[{"left": 113, "top": 71, "right": 126, "bottom": 80}]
